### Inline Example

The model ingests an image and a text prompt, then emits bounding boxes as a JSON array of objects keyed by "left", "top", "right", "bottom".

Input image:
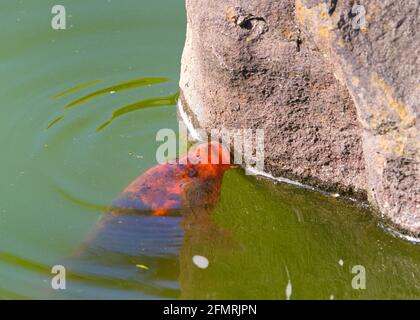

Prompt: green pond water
[{"left": 0, "top": 0, "right": 419, "bottom": 300}]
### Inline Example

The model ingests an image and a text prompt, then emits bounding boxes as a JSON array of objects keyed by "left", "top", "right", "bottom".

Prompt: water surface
[{"left": 0, "top": 0, "right": 419, "bottom": 300}]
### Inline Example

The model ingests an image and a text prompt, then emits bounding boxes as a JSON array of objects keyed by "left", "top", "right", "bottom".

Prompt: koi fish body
[{"left": 64, "top": 142, "right": 232, "bottom": 298}]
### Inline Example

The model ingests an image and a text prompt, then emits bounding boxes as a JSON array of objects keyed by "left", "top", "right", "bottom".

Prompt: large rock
[{"left": 179, "top": 0, "right": 419, "bottom": 235}]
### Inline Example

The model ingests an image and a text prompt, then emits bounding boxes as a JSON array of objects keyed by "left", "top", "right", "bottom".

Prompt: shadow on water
[{"left": 176, "top": 171, "right": 420, "bottom": 300}]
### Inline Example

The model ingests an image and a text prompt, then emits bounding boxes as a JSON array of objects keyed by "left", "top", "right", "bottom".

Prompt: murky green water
[{"left": 1, "top": 0, "right": 419, "bottom": 300}]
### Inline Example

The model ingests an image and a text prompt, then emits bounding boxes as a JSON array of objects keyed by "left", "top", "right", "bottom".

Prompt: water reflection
[
  {"left": 64, "top": 77, "right": 169, "bottom": 110},
  {"left": 47, "top": 77, "right": 175, "bottom": 130},
  {"left": 96, "top": 92, "right": 179, "bottom": 131},
  {"left": 52, "top": 80, "right": 103, "bottom": 99}
]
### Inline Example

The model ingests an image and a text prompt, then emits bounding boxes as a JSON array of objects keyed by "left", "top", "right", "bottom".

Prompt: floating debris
[
  {"left": 285, "top": 281, "right": 292, "bottom": 300},
  {"left": 285, "top": 266, "right": 292, "bottom": 300},
  {"left": 192, "top": 255, "right": 209, "bottom": 269},
  {"left": 128, "top": 151, "right": 143, "bottom": 159}
]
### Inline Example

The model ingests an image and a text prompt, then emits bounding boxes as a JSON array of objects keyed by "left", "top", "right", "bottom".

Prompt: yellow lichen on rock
[{"left": 370, "top": 74, "right": 415, "bottom": 128}]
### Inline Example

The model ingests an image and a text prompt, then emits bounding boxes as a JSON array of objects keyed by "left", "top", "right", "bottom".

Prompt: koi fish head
[
  {"left": 113, "top": 141, "right": 234, "bottom": 216},
  {"left": 183, "top": 141, "right": 233, "bottom": 177}
]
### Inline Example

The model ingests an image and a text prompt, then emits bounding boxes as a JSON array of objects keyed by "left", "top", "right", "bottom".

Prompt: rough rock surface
[
  {"left": 179, "top": 0, "right": 419, "bottom": 234},
  {"left": 295, "top": 0, "right": 419, "bottom": 234}
]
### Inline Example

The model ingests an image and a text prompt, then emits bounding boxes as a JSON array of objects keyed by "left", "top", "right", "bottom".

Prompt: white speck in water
[
  {"left": 285, "top": 266, "right": 292, "bottom": 300},
  {"left": 128, "top": 151, "right": 143, "bottom": 159},
  {"left": 286, "top": 281, "right": 292, "bottom": 300},
  {"left": 192, "top": 255, "right": 209, "bottom": 269},
  {"left": 338, "top": 259, "right": 344, "bottom": 266},
  {"left": 110, "top": 90, "right": 116, "bottom": 94}
]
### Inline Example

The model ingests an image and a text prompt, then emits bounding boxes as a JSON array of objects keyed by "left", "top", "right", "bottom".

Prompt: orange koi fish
[{"left": 66, "top": 142, "right": 233, "bottom": 298}]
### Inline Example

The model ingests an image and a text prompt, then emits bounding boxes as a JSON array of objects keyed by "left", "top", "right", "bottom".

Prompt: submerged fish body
[
  {"left": 111, "top": 142, "right": 232, "bottom": 216},
  {"left": 64, "top": 142, "right": 232, "bottom": 298}
]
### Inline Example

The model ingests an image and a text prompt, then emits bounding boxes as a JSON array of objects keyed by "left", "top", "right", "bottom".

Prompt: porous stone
[{"left": 295, "top": 0, "right": 419, "bottom": 234}]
